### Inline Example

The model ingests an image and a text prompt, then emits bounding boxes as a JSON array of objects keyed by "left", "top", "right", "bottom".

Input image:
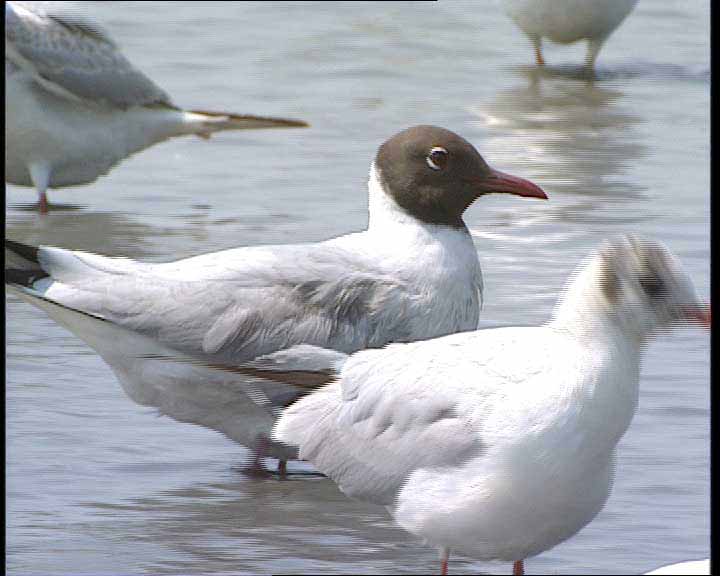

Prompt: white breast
[{"left": 5, "top": 67, "right": 188, "bottom": 188}]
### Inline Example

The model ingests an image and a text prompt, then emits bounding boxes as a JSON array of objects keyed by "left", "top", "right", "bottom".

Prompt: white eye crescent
[{"left": 426, "top": 147, "right": 448, "bottom": 170}]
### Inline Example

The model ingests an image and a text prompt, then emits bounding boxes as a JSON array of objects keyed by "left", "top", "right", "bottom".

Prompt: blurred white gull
[
  {"left": 5, "top": 1, "right": 307, "bottom": 212},
  {"left": 274, "top": 235, "right": 709, "bottom": 574},
  {"left": 5, "top": 125, "right": 547, "bottom": 476},
  {"left": 502, "top": 0, "right": 639, "bottom": 72},
  {"left": 645, "top": 559, "right": 710, "bottom": 575}
]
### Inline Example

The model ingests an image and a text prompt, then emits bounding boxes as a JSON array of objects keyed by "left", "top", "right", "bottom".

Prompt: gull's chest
[{"left": 385, "top": 232, "right": 483, "bottom": 339}]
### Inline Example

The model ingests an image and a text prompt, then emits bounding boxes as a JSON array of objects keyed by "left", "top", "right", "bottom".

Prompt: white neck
[
  {"left": 366, "top": 162, "right": 422, "bottom": 232},
  {"left": 549, "top": 256, "right": 645, "bottom": 355}
]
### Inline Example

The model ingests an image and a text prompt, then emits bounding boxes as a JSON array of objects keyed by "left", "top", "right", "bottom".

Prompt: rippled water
[{"left": 5, "top": 1, "right": 709, "bottom": 574}]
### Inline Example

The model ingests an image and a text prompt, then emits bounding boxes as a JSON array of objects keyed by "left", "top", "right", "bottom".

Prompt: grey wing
[
  {"left": 6, "top": 1, "right": 173, "bottom": 108},
  {"left": 33, "top": 243, "right": 414, "bottom": 366},
  {"left": 274, "top": 346, "right": 483, "bottom": 506}
]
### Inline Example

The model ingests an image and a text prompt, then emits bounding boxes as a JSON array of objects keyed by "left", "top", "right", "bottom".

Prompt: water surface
[{"left": 6, "top": 1, "right": 709, "bottom": 574}]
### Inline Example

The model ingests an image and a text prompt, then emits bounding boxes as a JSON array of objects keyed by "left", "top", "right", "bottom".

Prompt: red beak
[
  {"left": 471, "top": 168, "right": 548, "bottom": 199},
  {"left": 683, "top": 305, "right": 711, "bottom": 328}
]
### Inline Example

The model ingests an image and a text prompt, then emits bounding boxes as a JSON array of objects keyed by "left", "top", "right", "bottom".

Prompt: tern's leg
[
  {"left": 513, "top": 560, "right": 524, "bottom": 575},
  {"left": 28, "top": 162, "right": 51, "bottom": 214},
  {"left": 530, "top": 34, "right": 544, "bottom": 66},
  {"left": 439, "top": 547, "right": 450, "bottom": 575},
  {"left": 586, "top": 36, "right": 607, "bottom": 74}
]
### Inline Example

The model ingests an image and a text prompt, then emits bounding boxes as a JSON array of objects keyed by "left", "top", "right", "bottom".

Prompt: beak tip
[{"left": 483, "top": 168, "right": 548, "bottom": 200}]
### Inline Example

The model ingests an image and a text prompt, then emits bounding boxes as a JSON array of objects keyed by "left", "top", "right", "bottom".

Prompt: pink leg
[
  {"left": 39, "top": 192, "right": 49, "bottom": 214},
  {"left": 439, "top": 547, "right": 449, "bottom": 575},
  {"left": 531, "top": 35, "right": 544, "bottom": 66},
  {"left": 29, "top": 163, "right": 50, "bottom": 214},
  {"left": 246, "top": 436, "right": 270, "bottom": 475},
  {"left": 513, "top": 560, "right": 524, "bottom": 575}
]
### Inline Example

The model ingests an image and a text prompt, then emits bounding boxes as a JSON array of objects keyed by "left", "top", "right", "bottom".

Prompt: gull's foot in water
[
  {"left": 239, "top": 463, "right": 278, "bottom": 479},
  {"left": 13, "top": 201, "right": 86, "bottom": 213}
]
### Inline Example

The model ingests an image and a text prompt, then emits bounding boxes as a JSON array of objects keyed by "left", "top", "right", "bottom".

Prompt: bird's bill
[
  {"left": 227, "top": 114, "right": 309, "bottom": 129},
  {"left": 189, "top": 109, "right": 309, "bottom": 129},
  {"left": 682, "top": 304, "right": 711, "bottom": 328},
  {"left": 473, "top": 168, "right": 548, "bottom": 199}
]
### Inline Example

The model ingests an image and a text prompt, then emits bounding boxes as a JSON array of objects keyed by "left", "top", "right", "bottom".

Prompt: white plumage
[
  {"left": 645, "top": 559, "right": 710, "bottom": 575},
  {"left": 274, "top": 235, "right": 709, "bottom": 573},
  {"left": 502, "top": 0, "right": 639, "bottom": 71},
  {"left": 6, "top": 125, "right": 547, "bottom": 473},
  {"left": 5, "top": 1, "right": 306, "bottom": 211}
]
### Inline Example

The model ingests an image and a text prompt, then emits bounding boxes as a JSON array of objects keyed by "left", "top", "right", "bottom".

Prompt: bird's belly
[
  {"left": 394, "top": 451, "right": 615, "bottom": 561},
  {"left": 504, "top": 0, "right": 637, "bottom": 43},
  {"left": 6, "top": 79, "right": 120, "bottom": 186},
  {"left": 5, "top": 77, "right": 180, "bottom": 188},
  {"left": 106, "top": 356, "right": 298, "bottom": 460}
]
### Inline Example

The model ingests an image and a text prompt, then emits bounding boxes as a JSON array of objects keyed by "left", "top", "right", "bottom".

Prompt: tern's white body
[
  {"left": 5, "top": 1, "right": 304, "bottom": 203},
  {"left": 502, "top": 0, "right": 639, "bottom": 68},
  {"left": 5, "top": 65, "right": 203, "bottom": 188}
]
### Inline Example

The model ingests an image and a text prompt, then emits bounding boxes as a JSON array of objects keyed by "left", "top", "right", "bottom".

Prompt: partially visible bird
[
  {"left": 5, "top": 1, "right": 307, "bottom": 212},
  {"left": 502, "top": 0, "right": 639, "bottom": 72},
  {"left": 645, "top": 559, "right": 710, "bottom": 575},
  {"left": 274, "top": 235, "right": 709, "bottom": 575},
  {"left": 5, "top": 124, "right": 547, "bottom": 476}
]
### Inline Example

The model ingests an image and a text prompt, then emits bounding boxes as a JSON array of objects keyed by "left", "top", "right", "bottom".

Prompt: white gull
[{"left": 273, "top": 235, "right": 709, "bottom": 573}]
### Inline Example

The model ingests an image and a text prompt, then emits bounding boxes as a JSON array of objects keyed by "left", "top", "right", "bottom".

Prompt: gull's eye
[
  {"left": 639, "top": 275, "right": 665, "bottom": 298},
  {"left": 426, "top": 147, "right": 448, "bottom": 171}
]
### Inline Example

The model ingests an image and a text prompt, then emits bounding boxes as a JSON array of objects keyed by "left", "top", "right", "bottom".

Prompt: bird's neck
[
  {"left": 549, "top": 258, "right": 646, "bottom": 349},
  {"left": 366, "top": 163, "right": 470, "bottom": 241}
]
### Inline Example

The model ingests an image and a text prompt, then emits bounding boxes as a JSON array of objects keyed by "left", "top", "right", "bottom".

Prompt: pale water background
[{"left": 5, "top": 1, "right": 710, "bottom": 574}]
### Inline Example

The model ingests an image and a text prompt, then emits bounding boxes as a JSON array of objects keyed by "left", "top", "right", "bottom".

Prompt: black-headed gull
[
  {"left": 502, "top": 0, "right": 639, "bottom": 72},
  {"left": 645, "top": 559, "right": 710, "bottom": 575},
  {"left": 273, "top": 235, "right": 709, "bottom": 573},
  {"left": 5, "top": 124, "right": 547, "bottom": 476},
  {"left": 5, "top": 1, "right": 307, "bottom": 212}
]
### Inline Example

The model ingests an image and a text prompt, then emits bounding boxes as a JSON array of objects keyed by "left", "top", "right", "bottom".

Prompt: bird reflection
[{"left": 469, "top": 68, "right": 646, "bottom": 203}]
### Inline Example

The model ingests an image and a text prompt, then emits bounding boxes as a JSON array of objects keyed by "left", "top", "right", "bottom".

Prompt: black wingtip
[
  {"left": 5, "top": 239, "right": 40, "bottom": 264},
  {"left": 5, "top": 268, "right": 46, "bottom": 287}
]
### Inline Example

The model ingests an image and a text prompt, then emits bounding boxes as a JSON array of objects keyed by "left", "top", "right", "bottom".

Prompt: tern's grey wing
[
  {"left": 6, "top": 1, "right": 173, "bottom": 108},
  {"left": 273, "top": 343, "right": 484, "bottom": 506}
]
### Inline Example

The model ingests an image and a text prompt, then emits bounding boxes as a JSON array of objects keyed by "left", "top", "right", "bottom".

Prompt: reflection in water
[
  {"left": 470, "top": 68, "right": 646, "bottom": 200},
  {"left": 80, "top": 474, "right": 486, "bottom": 575},
  {"left": 509, "top": 62, "right": 710, "bottom": 83},
  {"left": 5, "top": 212, "right": 169, "bottom": 259}
]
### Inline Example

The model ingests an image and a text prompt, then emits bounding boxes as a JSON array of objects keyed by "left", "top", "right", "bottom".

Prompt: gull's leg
[
  {"left": 277, "top": 459, "right": 287, "bottom": 477},
  {"left": 531, "top": 34, "right": 545, "bottom": 66},
  {"left": 439, "top": 547, "right": 450, "bottom": 575},
  {"left": 28, "top": 162, "right": 51, "bottom": 214},
  {"left": 513, "top": 560, "right": 524, "bottom": 575},
  {"left": 244, "top": 435, "right": 271, "bottom": 476},
  {"left": 585, "top": 36, "right": 607, "bottom": 74}
]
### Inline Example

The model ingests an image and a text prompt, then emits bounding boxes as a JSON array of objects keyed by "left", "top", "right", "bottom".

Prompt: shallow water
[{"left": 5, "top": 1, "right": 709, "bottom": 574}]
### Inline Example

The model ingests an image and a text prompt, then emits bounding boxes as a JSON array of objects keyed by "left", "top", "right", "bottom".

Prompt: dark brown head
[{"left": 374, "top": 125, "right": 547, "bottom": 228}]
